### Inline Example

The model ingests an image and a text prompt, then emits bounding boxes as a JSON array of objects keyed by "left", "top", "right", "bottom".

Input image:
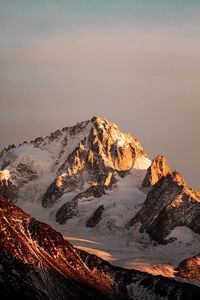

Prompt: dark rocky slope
[{"left": 1, "top": 195, "right": 199, "bottom": 299}]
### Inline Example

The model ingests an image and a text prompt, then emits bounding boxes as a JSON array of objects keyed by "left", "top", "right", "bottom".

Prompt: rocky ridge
[
  {"left": 128, "top": 162, "right": 200, "bottom": 243},
  {"left": 141, "top": 155, "right": 172, "bottom": 191}
]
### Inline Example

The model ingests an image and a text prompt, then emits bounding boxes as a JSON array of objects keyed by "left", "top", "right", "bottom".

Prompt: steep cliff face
[
  {"left": 0, "top": 170, "right": 18, "bottom": 201},
  {"left": 128, "top": 171, "right": 200, "bottom": 243},
  {"left": 88, "top": 117, "right": 145, "bottom": 171},
  {"left": 0, "top": 195, "right": 199, "bottom": 300},
  {"left": 141, "top": 155, "right": 172, "bottom": 191}
]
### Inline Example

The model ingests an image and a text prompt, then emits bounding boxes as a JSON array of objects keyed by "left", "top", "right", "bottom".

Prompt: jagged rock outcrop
[
  {"left": 0, "top": 179, "right": 18, "bottom": 202},
  {"left": 88, "top": 117, "right": 146, "bottom": 171},
  {"left": 141, "top": 155, "right": 172, "bottom": 191},
  {"left": 128, "top": 172, "right": 200, "bottom": 243},
  {"left": 176, "top": 255, "right": 200, "bottom": 283},
  {"left": 1, "top": 195, "right": 200, "bottom": 300},
  {"left": 104, "top": 172, "right": 117, "bottom": 189},
  {"left": 56, "top": 197, "right": 78, "bottom": 224},
  {"left": 0, "top": 163, "right": 38, "bottom": 203},
  {"left": 42, "top": 173, "right": 83, "bottom": 208},
  {"left": 56, "top": 185, "right": 106, "bottom": 224},
  {"left": 86, "top": 205, "right": 105, "bottom": 227},
  {"left": 0, "top": 170, "right": 18, "bottom": 201}
]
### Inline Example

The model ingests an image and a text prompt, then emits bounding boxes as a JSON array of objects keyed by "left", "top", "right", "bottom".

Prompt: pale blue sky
[{"left": 0, "top": 1, "right": 200, "bottom": 188}]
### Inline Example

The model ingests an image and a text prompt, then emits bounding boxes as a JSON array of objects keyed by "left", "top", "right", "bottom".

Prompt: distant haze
[{"left": 0, "top": 1, "right": 200, "bottom": 188}]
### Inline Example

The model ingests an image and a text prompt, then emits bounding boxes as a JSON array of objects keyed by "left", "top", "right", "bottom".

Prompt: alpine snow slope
[{"left": 0, "top": 116, "right": 200, "bottom": 285}]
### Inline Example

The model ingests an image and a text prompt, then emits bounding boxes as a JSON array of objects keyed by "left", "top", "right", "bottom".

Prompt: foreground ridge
[{"left": 0, "top": 195, "right": 200, "bottom": 300}]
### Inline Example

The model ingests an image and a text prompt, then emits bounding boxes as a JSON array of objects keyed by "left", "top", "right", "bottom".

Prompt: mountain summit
[{"left": 0, "top": 116, "right": 148, "bottom": 207}]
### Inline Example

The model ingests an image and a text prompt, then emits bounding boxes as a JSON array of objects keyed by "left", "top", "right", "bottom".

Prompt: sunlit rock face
[
  {"left": 176, "top": 256, "right": 200, "bottom": 283},
  {"left": 0, "top": 170, "right": 11, "bottom": 192},
  {"left": 0, "top": 170, "right": 10, "bottom": 184},
  {"left": 128, "top": 171, "right": 200, "bottom": 243},
  {"left": 42, "top": 116, "right": 146, "bottom": 208},
  {"left": 0, "top": 169, "right": 18, "bottom": 201},
  {"left": 141, "top": 155, "right": 171, "bottom": 191},
  {"left": 0, "top": 195, "right": 199, "bottom": 300},
  {"left": 88, "top": 116, "right": 145, "bottom": 171}
]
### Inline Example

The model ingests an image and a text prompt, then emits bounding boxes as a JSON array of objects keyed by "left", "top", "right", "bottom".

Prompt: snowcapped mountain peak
[
  {"left": 39, "top": 117, "right": 148, "bottom": 208},
  {"left": 91, "top": 115, "right": 138, "bottom": 148},
  {"left": 0, "top": 117, "right": 148, "bottom": 207}
]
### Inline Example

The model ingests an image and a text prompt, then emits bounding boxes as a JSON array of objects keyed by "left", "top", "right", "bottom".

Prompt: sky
[{"left": 0, "top": 0, "right": 200, "bottom": 188}]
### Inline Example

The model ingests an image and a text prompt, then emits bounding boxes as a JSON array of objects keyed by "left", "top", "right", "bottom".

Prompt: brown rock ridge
[
  {"left": 127, "top": 171, "right": 200, "bottom": 243},
  {"left": 141, "top": 155, "right": 172, "bottom": 191}
]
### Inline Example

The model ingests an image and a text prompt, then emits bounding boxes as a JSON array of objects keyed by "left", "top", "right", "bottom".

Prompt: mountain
[
  {"left": 0, "top": 194, "right": 199, "bottom": 300},
  {"left": 0, "top": 116, "right": 147, "bottom": 206},
  {"left": 128, "top": 160, "right": 200, "bottom": 244},
  {"left": 0, "top": 116, "right": 150, "bottom": 235},
  {"left": 0, "top": 116, "right": 200, "bottom": 287}
]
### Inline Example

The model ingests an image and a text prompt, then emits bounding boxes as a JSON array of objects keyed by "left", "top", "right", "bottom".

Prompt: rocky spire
[
  {"left": 141, "top": 155, "right": 171, "bottom": 191},
  {"left": 128, "top": 171, "right": 200, "bottom": 244}
]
